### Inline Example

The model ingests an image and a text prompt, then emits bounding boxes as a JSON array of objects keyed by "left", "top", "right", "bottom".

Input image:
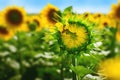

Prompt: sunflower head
[
  {"left": 25, "top": 15, "right": 43, "bottom": 32},
  {"left": 2, "top": 6, "right": 26, "bottom": 30},
  {"left": 98, "top": 16, "right": 116, "bottom": 29},
  {"left": 28, "top": 23, "right": 37, "bottom": 31},
  {"left": 40, "top": 4, "right": 61, "bottom": 27},
  {"left": 57, "top": 19, "right": 90, "bottom": 51},
  {"left": 30, "top": 15, "right": 43, "bottom": 31},
  {"left": 0, "top": 25, "right": 14, "bottom": 41},
  {"left": 83, "top": 12, "right": 90, "bottom": 19},
  {"left": 92, "top": 13, "right": 104, "bottom": 24},
  {"left": 98, "top": 57, "right": 120, "bottom": 80},
  {"left": 110, "top": 2, "right": 120, "bottom": 22},
  {"left": 93, "top": 13, "right": 102, "bottom": 19}
]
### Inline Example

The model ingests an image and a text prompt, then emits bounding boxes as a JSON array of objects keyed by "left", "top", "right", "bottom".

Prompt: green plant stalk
[
  {"left": 17, "top": 32, "right": 23, "bottom": 75},
  {"left": 107, "top": 22, "right": 119, "bottom": 58},
  {"left": 60, "top": 56, "right": 64, "bottom": 80},
  {"left": 60, "top": 47, "right": 65, "bottom": 80},
  {"left": 72, "top": 55, "right": 77, "bottom": 80},
  {"left": 78, "top": 76, "right": 82, "bottom": 80}
]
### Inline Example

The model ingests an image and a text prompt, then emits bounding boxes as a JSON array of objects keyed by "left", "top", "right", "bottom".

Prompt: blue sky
[{"left": 0, "top": 0, "right": 118, "bottom": 13}]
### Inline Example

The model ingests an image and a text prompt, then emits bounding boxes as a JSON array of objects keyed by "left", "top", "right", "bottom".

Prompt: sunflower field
[{"left": 0, "top": 1, "right": 120, "bottom": 80}]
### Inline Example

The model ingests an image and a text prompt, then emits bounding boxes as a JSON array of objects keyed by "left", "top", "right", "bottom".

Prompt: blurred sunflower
[
  {"left": 30, "top": 15, "right": 43, "bottom": 31},
  {"left": 0, "top": 13, "right": 2, "bottom": 23},
  {"left": 81, "top": 12, "right": 97, "bottom": 24},
  {"left": 0, "top": 25, "right": 14, "bottom": 41},
  {"left": 93, "top": 13, "right": 103, "bottom": 19},
  {"left": 98, "top": 57, "right": 120, "bottom": 80},
  {"left": 116, "top": 30, "right": 120, "bottom": 41},
  {"left": 2, "top": 6, "right": 26, "bottom": 31},
  {"left": 92, "top": 13, "right": 103, "bottom": 25},
  {"left": 110, "top": 2, "right": 120, "bottom": 22},
  {"left": 40, "top": 4, "right": 60, "bottom": 27},
  {"left": 59, "top": 21, "right": 89, "bottom": 49},
  {"left": 82, "top": 12, "right": 90, "bottom": 19},
  {"left": 99, "top": 17, "right": 116, "bottom": 29}
]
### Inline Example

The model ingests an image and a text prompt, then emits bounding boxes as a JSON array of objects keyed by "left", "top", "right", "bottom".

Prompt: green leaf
[
  {"left": 71, "top": 65, "right": 93, "bottom": 78},
  {"left": 63, "top": 6, "right": 72, "bottom": 14}
]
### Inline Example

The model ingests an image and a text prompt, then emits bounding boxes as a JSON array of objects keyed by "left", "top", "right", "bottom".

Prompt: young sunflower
[
  {"left": 110, "top": 2, "right": 120, "bottom": 22},
  {"left": 98, "top": 57, "right": 120, "bottom": 80},
  {"left": 40, "top": 3, "right": 60, "bottom": 27},
  {"left": 58, "top": 20, "right": 89, "bottom": 50},
  {"left": 1, "top": 6, "right": 26, "bottom": 31}
]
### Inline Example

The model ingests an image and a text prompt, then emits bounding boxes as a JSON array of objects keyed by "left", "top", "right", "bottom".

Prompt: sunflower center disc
[{"left": 6, "top": 9, "right": 23, "bottom": 25}]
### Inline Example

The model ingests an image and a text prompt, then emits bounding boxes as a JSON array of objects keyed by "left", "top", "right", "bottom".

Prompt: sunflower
[
  {"left": 93, "top": 13, "right": 102, "bottom": 19},
  {"left": 2, "top": 6, "right": 26, "bottom": 31},
  {"left": 80, "top": 12, "right": 97, "bottom": 24},
  {"left": 116, "top": 29, "right": 120, "bottom": 41},
  {"left": 0, "top": 25, "right": 14, "bottom": 41},
  {"left": 59, "top": 21, "right": 89, "bottom": 49},
  {"left": 30, "top": 15, "right": 43, "bottom": 31},
  {"left": 110, "top": 2, "right": 120, "bottom": 22},
  {"left": 91, "top": 13, "right": 103, "bottom": 25},
  {"left": 40, "top": 3, "right": 60, "bottom": 27},
  {"left": 82, "top": 12, "right": 90, "bottom": 19},
  {"left": 98, "top": 57, "right": 120, "bottom": 80},
  {"left": 98, "top": 16, "right": 116, "bottom": 29}
]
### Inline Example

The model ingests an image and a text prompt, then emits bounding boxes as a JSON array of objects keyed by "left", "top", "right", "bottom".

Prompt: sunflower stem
[
  {"left": 17, "top": 32, "right": 23, "bottom": 76},
  {"left": 60, "top": 55, "right": 64, "bottom": 80},
  {"left": 72, "top": 55, "right": 77, "bottom": 80},
  {"left": 60, "top": 47, "right": 65, "bottom": 80}
]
